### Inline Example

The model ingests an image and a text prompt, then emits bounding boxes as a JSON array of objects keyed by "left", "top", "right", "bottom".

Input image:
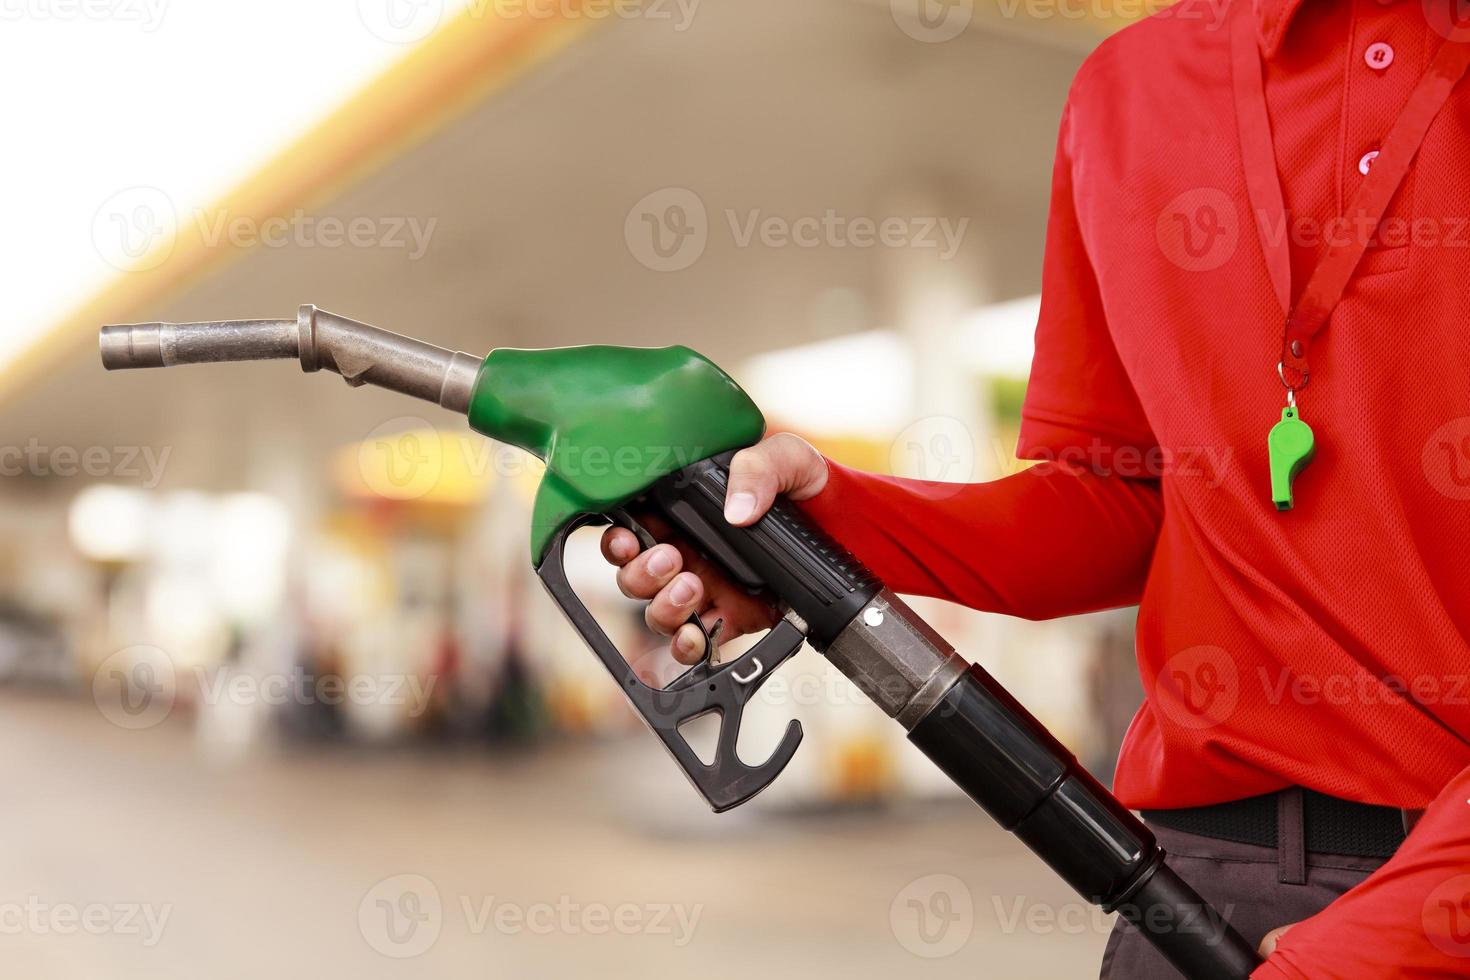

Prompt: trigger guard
[{"left": 536, "top": 512, "right": 807, "bottom": 812}]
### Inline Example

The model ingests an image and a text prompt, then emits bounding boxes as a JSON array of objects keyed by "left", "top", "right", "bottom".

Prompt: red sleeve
[
  {"left": 798, "top": 460, "right": 1161, "bottom": 620},
  {"left": 1018, "top": 98, "right": 1157, "bottom": 470},
  {"left": 795, "top": 96, "right": 1164, "bottom": 621},
  {"left": 1253, "top": 765, "right": 1470, "bottom": 978}
]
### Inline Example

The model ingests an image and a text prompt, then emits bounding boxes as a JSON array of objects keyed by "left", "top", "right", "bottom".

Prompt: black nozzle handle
[
  {"left": 601, "top": 452, "right": 1258, "bottom": 975},
  {"left": 1123, "top": 863, "right": 1264, "bottom": 979},
  {"left": 909, "top": 665, "right": 1261, "bottom": 979},
  {"left": 648, "top": 452, "right": 882, "bottom": 646},
  {"left": 647, "top": 453, "right": 1259, "bottom": 977}
]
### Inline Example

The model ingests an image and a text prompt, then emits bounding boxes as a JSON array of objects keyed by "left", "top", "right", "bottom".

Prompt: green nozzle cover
[{"left": 466, "top": 345, "right": 766, "bottom": 561}]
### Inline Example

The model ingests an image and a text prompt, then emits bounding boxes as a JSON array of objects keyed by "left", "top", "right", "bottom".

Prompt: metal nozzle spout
[{"left": 99, "top": 305, "right": 482, "bottom": 416}]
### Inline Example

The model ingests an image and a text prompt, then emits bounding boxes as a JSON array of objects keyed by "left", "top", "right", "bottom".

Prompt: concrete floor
[{"left": 0, "top": 690, "right": 1110, "bottom": 979}]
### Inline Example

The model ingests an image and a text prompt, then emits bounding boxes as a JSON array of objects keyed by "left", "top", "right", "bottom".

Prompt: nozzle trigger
[
  {"left": 609, "top": 511, "right": 722, "bottom": 664},
  {"left": 537, "top": 511, "right": 804, "bottom": 812}
]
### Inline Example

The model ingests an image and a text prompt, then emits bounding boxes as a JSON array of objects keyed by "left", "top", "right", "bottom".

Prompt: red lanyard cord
[{"left": 1231, "top": 13, "right": 1470, "bottom": 393}]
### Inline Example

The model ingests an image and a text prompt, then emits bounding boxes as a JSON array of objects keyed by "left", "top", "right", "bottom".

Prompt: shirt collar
[{"left": 1253, "top": 0, "right": 1311, "bottom": 59}]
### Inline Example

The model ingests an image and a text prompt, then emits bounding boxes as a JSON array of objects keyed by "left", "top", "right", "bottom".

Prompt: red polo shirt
[{"left": 799, "top": 0, "right": 1470, "bottom": 972}]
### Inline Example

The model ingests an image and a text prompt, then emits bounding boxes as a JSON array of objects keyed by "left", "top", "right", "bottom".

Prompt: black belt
[{"left": 1142, "top": 788, "right": 1408, "bottom": 860}]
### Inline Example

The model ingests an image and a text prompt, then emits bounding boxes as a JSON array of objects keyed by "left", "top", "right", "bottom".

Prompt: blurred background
[{"left": 0, "top": 1, "right": 1161, "bottom": 976}]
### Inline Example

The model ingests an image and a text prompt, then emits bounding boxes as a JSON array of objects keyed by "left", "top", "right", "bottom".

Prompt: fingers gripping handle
[
  {"left": 648, "top": 452, "right": 882, "bottom": 648},
  {"left": 535, "top": 512, "right": 805, "bottom": 812}
]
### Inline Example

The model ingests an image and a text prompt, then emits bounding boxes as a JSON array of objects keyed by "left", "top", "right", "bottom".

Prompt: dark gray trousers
[{"left": 1099, "top": 820, "right": 1388, "bottom": 978}]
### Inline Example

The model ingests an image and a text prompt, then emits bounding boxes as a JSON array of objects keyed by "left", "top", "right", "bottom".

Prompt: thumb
[
  {"left": 723, "top": 434, "right": 828, "bottom": 526},
  {"left": 1258, "top": 923, "right": 1295, "bottom": 957}
]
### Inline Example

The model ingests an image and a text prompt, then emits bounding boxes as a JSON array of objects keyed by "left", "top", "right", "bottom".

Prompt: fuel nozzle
[{"left": 99, "top": 304, "right": 483, "bottom": 415}]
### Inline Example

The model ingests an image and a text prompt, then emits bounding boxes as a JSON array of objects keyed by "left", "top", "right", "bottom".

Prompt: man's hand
[
  {"left": 1259, "top": 922, "right": 1295, "bottom": 957},
  {"left": 599, "top": 433, "right": 829, "bottom": 663}
]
